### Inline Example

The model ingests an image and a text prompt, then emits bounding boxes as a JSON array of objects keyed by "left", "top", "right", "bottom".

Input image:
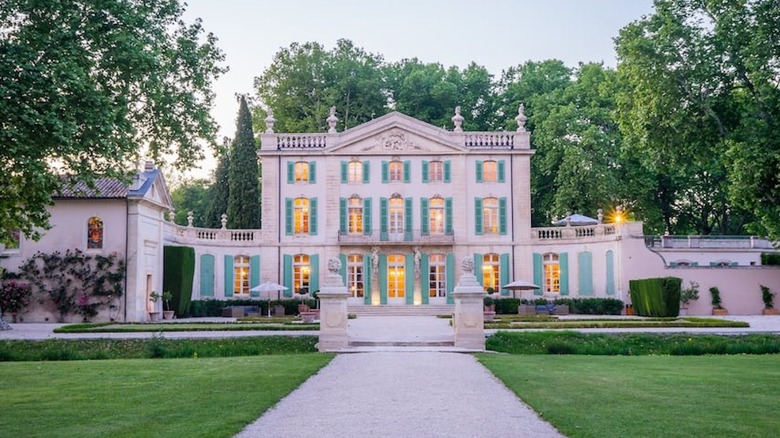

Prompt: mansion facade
[{"left": 2, "top": 108, "right": 779, "bottom": 322}]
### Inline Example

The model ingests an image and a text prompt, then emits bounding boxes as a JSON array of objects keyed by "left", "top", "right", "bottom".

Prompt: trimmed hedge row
[
  {"left": 163, "top": 246, "right": 195, "bottom": 316},
  {"left": 493, "top": 298, "right": 624, "bottom": 315},
  {"left": 761, "top": 252, "right": 780, "bottom": 266},
  {"left": 188, "top": 298, "right": 317, "bottom": 317},
  {"left": 629, "top": 277, "right": 681, "bottom": 317}
]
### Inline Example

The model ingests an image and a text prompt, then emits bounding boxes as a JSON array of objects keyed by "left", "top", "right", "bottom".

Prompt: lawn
[
  {"left": 0, "top": 354, "right": 333, "bottom": 438},
  {"left": 484, "top": 316, "right": 749, "bottom": 330},
  {"left": 478, "top": 354, "right": 780, "bottom": 438},
  {"left": 54, "top": 320, "right": 318, "bottom": 333}
]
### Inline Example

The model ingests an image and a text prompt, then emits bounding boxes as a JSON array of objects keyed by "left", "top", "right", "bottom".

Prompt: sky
[{"left": 179, "top": 0, "right": 656, "bottom": 180}]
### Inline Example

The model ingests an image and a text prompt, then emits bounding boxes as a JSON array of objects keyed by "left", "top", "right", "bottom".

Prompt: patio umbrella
[
  {"left": 250, "top": 282, "right": 288, "bottom": 317},
  {"left": 552, "top": 213, "right": 598, "bottom": 226},
  {"left": 501, "top": 280, "right": 541, "bottom": 299}
]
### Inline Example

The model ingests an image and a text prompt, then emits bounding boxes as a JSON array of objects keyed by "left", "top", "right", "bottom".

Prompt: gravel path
[{"left": 235, "top": 352, "right": 564, "bottom": 438}]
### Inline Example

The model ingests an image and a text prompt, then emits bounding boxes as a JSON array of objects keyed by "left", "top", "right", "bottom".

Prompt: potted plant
[
  {"left": 161, "top": 290, "right": 174, "bottom": 320},
  {"left": 710, "top": 286, "right": 728, "bottom": 315},
  {"left": 483, "top": 295, "right": 496, "bottom": 321},
  {"left": 679, "top": 281, "right": 700, "bottom": 316},
  {"left": 760, "top": 285, "right": 778, "bottom": 315},
  {"left": 148, "top": 291, "right": 161, "bottom": 321}
]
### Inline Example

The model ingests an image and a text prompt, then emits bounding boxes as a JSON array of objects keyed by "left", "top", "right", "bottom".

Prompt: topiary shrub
[
  {"left": 163, "top": 246, "right": 195, "bottom": 316},
  {"left": 760, "top": 253, "right": 780, "bottom": 266},
  {"left": 629, "top": 277, "right": 681, "bottom": 317},
  {"left": 554, "top": 298, "right": 625, "bottom": 315},
  {"left": 494, "top": 298, "right": 520, "bottom": 314}
]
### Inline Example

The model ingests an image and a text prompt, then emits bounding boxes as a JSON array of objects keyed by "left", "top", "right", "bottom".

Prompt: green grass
[
  {"left": 487, "top": 331, "right": 780, "bottom": 355},
  {"left": 0, "top": 336, "right": 319, "bottom": 361},
  {"left": 478, "top": 354, "right": 780, "bottom": 438},
  {"left": 485, "top": 316, "right": 749, "bottom": 329},
  {"left": 0, "top": 354, "right": 333, "bottom": 438},
  {"left": 55, "top": 321, "right": 319, "bottom": 333}
]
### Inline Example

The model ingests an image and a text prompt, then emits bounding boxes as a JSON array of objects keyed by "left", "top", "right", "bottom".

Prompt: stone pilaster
[
  {"left": 451, "top": 257, "right": 486, "bottom": 350},
  {"left": 317, "top": 258, "right": 350, "bottom": 352}
]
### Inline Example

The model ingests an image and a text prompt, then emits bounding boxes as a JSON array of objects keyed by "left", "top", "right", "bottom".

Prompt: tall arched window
[
  {"left": 543, "top": 253, "right": 560, "bottom": 293},
  {"left": 293, "top": 254, "right": 311, "bottom": 294},
  {"left": 429, "top": 196, "right": 444, "bottom": 235},
  {"left": 482, "top": 253, "right": 500, "bottom": 292},
  {"left": 87, "top": 217, "right": 103, "bottom": 249},
  {"left": 294, "top": 197, "right": 310, "bottom": 234},
  {"left": 233, "top": 255, "right": 250, "bottom": 295},
  {"left": 482, "top": 197, "right": 499, "bottom": 234},
  {"left": 388, "top": 254, "right": 405, "bottom": 298},
  {"left": 348, "top": 196, "right": 363, "bottom": 234}
]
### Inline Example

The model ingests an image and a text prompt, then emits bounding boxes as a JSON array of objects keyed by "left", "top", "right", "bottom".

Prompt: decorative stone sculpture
[
  {"left": 452, "top": 106, "right": 465, "bottom": 132},
  {"left": 187, "top": 211, "right": 194, "bottom": 227},
  {"left": 371, "top": 246, "right": 380, "bottom": 272},
  {"left": 597, "top": 209, "right": 604, "bottom": 224},
  {"left": 461, "top": 257, "right": 475, "bottom": 275},
  {"left": 264, "top": 109, "right": 275, "bottom": 133},
  {"left": 327, "top": 257, "right": 341, "bottom": 274},
  {"left": 168, "top": 210, "right": 175, "bottom": 222},
  {"left": 413, "top": 246, "right": 422, "bottom": 279},
  {"left": 220, "top": 213, "right": 227, "bottom": 230},
  {"left": 327, "top": 106, "right": 339, "bottom": 133},
  {"left": 515, "top": 104, "right": 528, "bottom": 132}
]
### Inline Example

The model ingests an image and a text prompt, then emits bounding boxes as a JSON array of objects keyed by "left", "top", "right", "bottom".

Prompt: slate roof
[{"left": 55, "top": 177, "right": 129, "bottom": 199}]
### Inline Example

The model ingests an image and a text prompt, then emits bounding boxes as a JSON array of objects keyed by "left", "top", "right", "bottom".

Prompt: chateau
[{"left": 2, "top": 107, "right": 778, "bottom": 322}]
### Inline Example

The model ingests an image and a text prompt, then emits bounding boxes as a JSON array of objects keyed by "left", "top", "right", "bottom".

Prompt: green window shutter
[
  {"left": 443, "top": 160, "right": 451, "bottom": 183},
  {"left": 691, "top": 262, "right": 699, "bottom": 267},
  {"left": 730, "top": 262, "right": 738, "bottom": 267},
  {"left": 250, "top": 255, "right": 261, "bottom": 297},
  {"left": 339, "top": 253, "right": 347, "bottom": 285},
  {"left": 380, "top": 197, "right": 388, "bottom": 241},
  {"left": 420, "top": 253, "right": 430, "bottom": 305},
  {"left": 310, "top": 198, "right": 318, "bottom": 235},
  {"left": 224, "top": 255, "right": 234, "bottom": 297},
  {"left": 379, "top": 254, "right": 388, "bottom": 305},
  {"left": 670, "top": 261, "right": 678, "bottom": 267},
  {"left": 340, "top": 161, "right": 347, "bottom": 183},
  {"left": 446, "top": 253, "right": 455, "bottom": 304},
  {"left": 500, "top": 253, "right": 510, "bottom": 296},
  {"left": 403, "top": 160, "right": 411, "bottom": 183},
  {"left": 578, "top": 252, "right": 593, "bottom": 296},
  {"left": 499, "top": 197, "right": 508, "bottom": 235},
  {"left": 474, "top": 198, "right": 483, "bottom": 235},
  {"left": 309, "top": 161, "right": 316, "bottom": 184},
  {"left": 420, "top": 198, "right": 429, "bottom": 236},
  {"left": 287, "top": 161, "right": 294, "bottom": 184},
  {"left": 405, "top": 253, "right": 415, "bottom": 304},
  {"left": 199, "top": 254, "right": 215, "bottom": 297},
  {"left": 284, "top": 198, "right": 293, "bottom": 235},
  {"left": 363, "top": 198, "right": 372, "bottom": 234},
  {"left": 422, "top": 161, "right": 429, "bottom": 183},
  {"left": 363, "top": 253, "right": 372, "bottom": 305},
  {"left": 606, "top": 250, "right": 615, "bottom": 295},
  {"left": 404, "top": 198, "right": 413, "bottom": 241},
  {"left": 474, "top": 254, "right": 483, "bottom": 286},
  {"left": 475, "top": 160, "right": 483, "bottom": 183},
  {"left": 533, "top": 253, "right": 543, "bottom": 296},
  {"left": 309, "top": 254, "right": 319, "bottom": 293},
  {"left": 560, "top": 252, "right": 570, "bottom": 295},
  {"left": 339, "top": 198, "right": 347, "bottom": 234},
  {"left": 709, "top": 262, "right": 717, "bottom": 267},
  {"left": 445, "top": 197, "right": 453, "bottom": 235},
  {"left": 362, "top": 161, "right": 370, "bottom": 183},
  {"left": 381, "top": 161, "right": 389, "bottom": 183},
  {"left": 497, "top": 160, "right": 506, "bottom": 183},
  {"left": 283, "top": 254, "right": 293, "bottom": 297}
]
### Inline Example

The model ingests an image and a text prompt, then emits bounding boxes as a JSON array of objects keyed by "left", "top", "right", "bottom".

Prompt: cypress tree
[
  {"left": 226, "top": 96, "right": 261, "bottom": 229},
  {"left": 204, "top": 148, "right": 230, "bottom": 228}
]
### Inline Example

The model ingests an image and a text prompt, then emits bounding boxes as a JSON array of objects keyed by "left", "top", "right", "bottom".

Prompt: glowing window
[
  {"left": 543, "top": 253, "right": 560, "bottom": 293},
  {"left": 429, "top": 196, "right": 444, "bottom": 235},
  {"left": 233, "top": 256, "right": 250, "bottom": 295},
  {"left": 389, "top": 196, "right": 404, "bottom": 235},
  {"left": 294, "top": 198, "right": 309, "bottom": 234},
  {"left": 87, "top": 217, "right": 103, "bottom": 249},
  {"left": 482, "top": 197, "right": 499, "bottom": 234},
  {"left": 293, "top": 254, "right": 310, "bottom": 294},
  {"left": 389, "top": 160, "right": 403, "bottom": 182},
  {"left": 348, "top": 196, "right": 363, "bottom": 235},
  {"left": 387, "top": 254, "right": 405, "bottom": 298},
  {"left": 348, "top": 160, "right": 363, "bottom": 183},
  {"left": 482, "top": 160, "right": 497, "bottom": 182},
  {"left": 482, "top": 253, "right": 500, "bottom": 292},
  {"left": 294, "top": 161, "right": 309, "bottom": 182}
]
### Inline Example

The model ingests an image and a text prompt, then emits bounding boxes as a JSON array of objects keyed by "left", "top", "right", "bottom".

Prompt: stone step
[
  {"left": 348, "top": 305, "right": 453, "bottom": 317},
  {"left": 349, "top": 340, "right": 455, "bottom": 347}
]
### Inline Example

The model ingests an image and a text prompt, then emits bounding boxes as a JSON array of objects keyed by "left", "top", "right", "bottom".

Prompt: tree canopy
[{"left": 0, "top": 0, "right": 226, "bottom": 242}]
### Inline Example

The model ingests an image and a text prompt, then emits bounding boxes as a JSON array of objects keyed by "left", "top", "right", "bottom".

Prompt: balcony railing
[
  {"left": 164, "top": 223, "right": 262, "bottom": 245},
  {"left": 338, "top": 229, "right": 454, "bottom": 244},
  {"left": 646, "top": 235, "right": 774, "bottom": 249},
  {"left": 532, "top": 224, "right": 616, "bottom": 241}
]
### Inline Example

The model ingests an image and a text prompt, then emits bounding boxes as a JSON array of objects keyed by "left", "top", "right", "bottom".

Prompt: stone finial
[
  {"left": 327, "top": 106, "right": 339, "bottom": 133},
  {"left": 461, "top": 257, "right": 475, "bottom": 275},
  {"left": 220, "top": 213, "right": 227, "bottom": 230},
  {"left": 168, "top": 210, "right": 175, "bottom": 222},
  {"left": 597, "top": 209, "right": 604, "bottom": 224},
  {"left": 565, "top": 211, "right": 572, "bottom": 227},
  {"left": 264, "top": 108, "right": 275, "bottom": 134},
  {"left": 327, "top": 257, "right": 341, "bottom": 274},
  {"left": 452, "top": 106, "right": 465, "bottom": 132},
  {"left": 187, "top": 211, "right": 194, "bottom": 227},
  {"left": 515, "top": 104, "right": 528, "bottom": 132}
]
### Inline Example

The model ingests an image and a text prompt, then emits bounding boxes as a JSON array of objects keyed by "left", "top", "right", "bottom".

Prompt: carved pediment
[{"left": 361, "top": 129, "right": 423, "bottom": 152}]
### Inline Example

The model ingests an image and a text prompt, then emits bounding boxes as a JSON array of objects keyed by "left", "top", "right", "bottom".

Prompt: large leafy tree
[
  {"left": 615, "top": 0, "right": 773, "bottom": 236},
  {"left": 170, "top": 178, "right": 211, "bottom": 227},
  {"left": 226, "top": 96, "right": 261, "bottom": 229},
  {"left": 253, "top": 39, "right": 387, "bottom": 133},
  {"left": 0, "top": 0, "right": 226, "bottom": 243}
]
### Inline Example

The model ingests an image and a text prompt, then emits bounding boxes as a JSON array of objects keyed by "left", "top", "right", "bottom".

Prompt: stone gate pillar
[
  {"left": 317, "top": 258, "right": 349, "bottom": 352},
  {"left": 451, "top": 257, "right": 485, "bottom": 350}
]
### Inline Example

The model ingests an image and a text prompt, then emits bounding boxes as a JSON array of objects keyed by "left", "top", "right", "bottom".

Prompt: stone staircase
[{"left": 347, "top": 304, "right": 454, "bottom": 317}]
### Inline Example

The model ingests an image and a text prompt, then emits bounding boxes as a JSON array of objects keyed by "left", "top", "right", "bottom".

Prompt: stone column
[
  {"left": 317, "top": 258, "right": 350, "bottom": 352},
  {"left": 451, "top": 257, "right": 486, "bottom": 350}
]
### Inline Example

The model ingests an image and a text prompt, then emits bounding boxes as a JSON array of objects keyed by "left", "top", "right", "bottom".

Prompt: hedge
[
  {"left": 163, "top": 246, "right": 195, "bottom": 316},
  {"left": 761, "top": 252, "right": 780, "bottom": 266},
  {"left": 629, "top": 277, "right": 681, "bottom": 317},
  {"left": 188, "top": 298, "right": 317, "bottom": 317}
]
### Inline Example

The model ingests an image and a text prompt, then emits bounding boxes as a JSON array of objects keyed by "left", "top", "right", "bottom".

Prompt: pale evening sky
[{"left": 178, "top": 0, "right": 655, "bottom": 180}]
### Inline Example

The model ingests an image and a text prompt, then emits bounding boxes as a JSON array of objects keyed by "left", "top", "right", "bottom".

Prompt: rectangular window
[
  {"left": 429, "top": 197, "right": 444, "bottom": 235},
  {"left": 544, "top": 253, "right": 560, "bottom": 293},
  {"left": 233, "top": 256, "right": 250, "bottom": 295},
  {"left": 348, "top": 161, "right": 363, "bottom": 184},
  {"left": 294, "top": 198, "right": 309, "bottom": 234},
  {"left": 389, "top": 160, "right": 403, "bottom": 182},
  {"left": 482, "top": 160, "right": 498, "bottom": 182},
  {"left": 293, "top": 254, "right": 310, "bottom": 294},
  {"left": 348, "top": 197, "right": 363, "bottom": 234},
  {"left": 294, "top": 161, "right": 309, "bottom": 182},
  {"left": 482, "top": 253, "right": 500, "bottom": 292},
  {"left": 429, "top": 160, "right": 443, "bottom": 182},
  {"left": 428, "top": 254, "right": 446, "bottom": 298},
  {"left": 482, "top": 197, "right": 499, "bottom": 234},
  {"left": 347, "top": 254, "right": 364, "bottom": 298}
]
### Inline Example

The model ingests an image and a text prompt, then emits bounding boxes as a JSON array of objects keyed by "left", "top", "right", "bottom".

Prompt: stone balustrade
[
  {"left": 463, "top": 132, "right": 514, "bottom": 148},
  {"left": 649, "top": 235, "right": 774, "bottom": 249},
  {"left": 532, "top": 224, "right": 616, "bottom": 242},
  {"left": 163, "top": 223, "right": 262, "bottom": 246},
  {"left": 276, "top": 133, "right": 328, "bottom": 149}
]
